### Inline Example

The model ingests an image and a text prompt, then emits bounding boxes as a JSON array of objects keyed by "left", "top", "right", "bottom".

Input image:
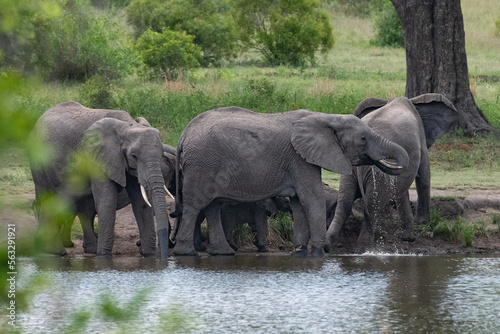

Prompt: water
[{"left": 14, "top": 254, "right": 500, "bottom": 333}]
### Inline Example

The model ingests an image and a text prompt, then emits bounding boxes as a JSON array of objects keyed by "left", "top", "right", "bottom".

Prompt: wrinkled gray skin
[
  {"left": 30, "top": 101, "right": 174, "bottom": 257},
  {"left": 326, "top": 94, "right": 458, "bottom": 252},
  {"left": 220, "top": 183, "right": 338, "bottom": 253},
  {"left": 172, "top": 107, "right": 409, "bottom": 257}
]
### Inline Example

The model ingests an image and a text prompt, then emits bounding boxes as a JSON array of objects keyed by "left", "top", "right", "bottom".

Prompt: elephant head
[
  {"left": 291, "top": 113, "right": 410, "bottom": 176},
  {"left": 82, "top": 118, "right": 171, "bottom": 258},
  {"left": 354, "top": 93, "right": 458, "bottom": 148}
]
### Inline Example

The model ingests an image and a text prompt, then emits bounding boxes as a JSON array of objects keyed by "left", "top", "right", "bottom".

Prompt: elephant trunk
[
  {"left": 369, "top": 135, "right": 409, "bottom": 175},
  {"left": 145, "top": 166, "right": 170, "bottom": 259}
]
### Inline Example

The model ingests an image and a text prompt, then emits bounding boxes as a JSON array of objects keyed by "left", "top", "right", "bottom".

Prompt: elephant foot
[
  {"left": 207, "top": 244, "right": 236, "bottom": 256},
  {"left": 140, "top": 251, "right": 156, "bottom": 258},
  {"left": 326, "top": 231, "right": 343, "bottom": 249},
  {"left": 173, "top": 243, "right": 198, "bottom": 256},
  {"left": 194, "top": 240, "right": 207, "bottom": 252},
  {"left": 414, "top": 213, "right": 430, "bottom": 226},
  {"left": 292, "top": 245, "right": 310, "bottom": 257},
  {"left": 401, "top": 231, "right": 416, "bottom": 242},
  {"left": 310, "top": 245, "right": 325, "bottom": 258},
  {"left": 257, "top": 245, "right": 268, "bottom": 253},
  {"left": 96, "top": 253, "right": 113, "bottom": 259}
]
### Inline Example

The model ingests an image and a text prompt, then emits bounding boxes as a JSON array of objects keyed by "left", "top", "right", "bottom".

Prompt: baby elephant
[{"left": 191, "top": 184, "right": 338, "bottom": 253}]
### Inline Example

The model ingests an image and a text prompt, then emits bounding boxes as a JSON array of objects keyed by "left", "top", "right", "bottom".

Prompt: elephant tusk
[
  {"left": 164, "top": 185, "right": 175, "bottom": 199},
  {"left": 378, "top": 159, "right": 403, "bottom": 170},
  {"left": 140, "top": 184, "right": 152, "bottom": 207}
]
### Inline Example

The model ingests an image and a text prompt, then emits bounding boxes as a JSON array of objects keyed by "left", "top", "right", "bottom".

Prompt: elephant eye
[
  {"left": 361, "top": 135, "right": 367, "bottom": 141},
  {"left": 131, "top": 153, "right": 138, "bottom": 160}
]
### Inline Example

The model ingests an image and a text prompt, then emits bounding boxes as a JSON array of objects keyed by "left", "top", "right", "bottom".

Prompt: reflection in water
[{"left": 17, "top": 254, "right": 500, "bottom": 333}]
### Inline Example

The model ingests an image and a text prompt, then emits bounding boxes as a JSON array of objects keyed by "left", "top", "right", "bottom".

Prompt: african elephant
[
  {"left": 221, "top": 183, "right": 338, "bottom": 253},
  {"left": 30, "top": 101, "right": 174, "bottom": 258},
  {"left": 326, "top": 94, "right": 458, "bottom": 252},
  {"left": 189, "top": 196, "right": 291, "bottom": 253},
  {"left": 171, "top": 107, "right": 409, "bottom": 257}
]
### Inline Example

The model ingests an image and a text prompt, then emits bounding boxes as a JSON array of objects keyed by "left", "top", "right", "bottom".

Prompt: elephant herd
[{"left": 29, "top": 94, "right": 458, "bottom": 258}]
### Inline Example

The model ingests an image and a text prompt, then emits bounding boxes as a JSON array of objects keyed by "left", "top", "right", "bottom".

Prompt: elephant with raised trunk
[
  {"left": 171, "top": 107, "right": 409, "bottom": 257},
  {"left": 326, "top": 94, "right": 458, "bottom": 252},
  {"left": 30, "top": 101, "right": 174, "bottom": 258}
]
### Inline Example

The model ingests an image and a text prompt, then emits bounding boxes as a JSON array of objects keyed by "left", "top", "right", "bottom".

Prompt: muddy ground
[{"left": 2, "top": 189, "right": 500, "bottom": 257}]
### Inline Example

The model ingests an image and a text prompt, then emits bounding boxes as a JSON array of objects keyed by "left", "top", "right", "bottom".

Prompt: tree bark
[{"left": 391, "top": 0, "right": 492, "bottom": 136}]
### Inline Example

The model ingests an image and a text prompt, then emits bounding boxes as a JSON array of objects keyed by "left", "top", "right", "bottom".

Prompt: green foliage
[
  {"left": 233, "top": 0, "right": 334, "bottom": 66},
  {"left": 418, "top": 208, "right": 443, "bottom": 233},
  {"left": 491, "top": 213, "right": 500, "bottom": 230},
  {"left": 1, "top": 0, "right": 135, "bottom": 81},
  {"left": 325, "top": 0, "right": 386, "bottom": 18},
  {"left": 371, "top": 0, "right": 404, "bottom": 48},
  {"left": 135, "top": 29, "right": 202, "bottom": 80},
  {"left": 79, "top": 74, "right": 113, "bottom": 109},
  {"left": 495, "top": 19, "right": 500, "bottom": 37},
  {"left": 127, "top": 0, "right": 239, "bottom": 66},
  {"left": 269, "top": 212, "right": 294, "bottom": 242}
]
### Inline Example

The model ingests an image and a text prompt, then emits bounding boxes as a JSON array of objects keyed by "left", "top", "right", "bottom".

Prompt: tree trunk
[{"left": 390, "top": 0, "right": 492, "bottom": 136}]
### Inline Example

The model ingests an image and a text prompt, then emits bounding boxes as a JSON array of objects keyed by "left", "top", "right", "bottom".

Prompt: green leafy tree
[
  {"left": 0, "top": 0, "right": 135, "bottom": 81},
  {"left": 127, "top": 0, "right": 239, "bottom": 66},
  {"left": 135, "top": 29, "right": 202, "bottom": 80},
  {"left": 371, "top": 0, "right": 404, "bottom": 48},
  {"left": 233, "top": 0, "right": 334, "bottom": 66}
]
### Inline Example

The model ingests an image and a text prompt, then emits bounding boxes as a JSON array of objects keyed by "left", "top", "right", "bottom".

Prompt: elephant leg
[
  {"left": 289, "top": 196, "right": 310, "bottom": 256},
  {"left": 76, "top": 197, "right": 98, "bottom": 254},
  {"left": 397, "top": 191, "right": 416, "bottom": 242},
  {"left": 358, "top": 173, "right": 391, "bottom": 252},
  {"left": 127, "top": 181, "right": 156, "bottom": 257},
  {"left": 204, "top": 201, "right": 235, "bottom": 255},
  {"left": 326, "top": 173, "right": 359, "bottom": 249},
  {"left": 253, "top": 207, "right": 268, "bottom": 252},
  {"left": 356, "top": 209, "right": 375, "bottom": 253},
  {"left": 173, "top": 204, "right": 200, "bottom": 256},
  {"left": 293, "top": 177, "right": 326, "bottom": 257},
  {"left": 60, "top": 216, "right": 75, "bottom": 248},
  {"left": 34, "top": 193, "right": 69, "bottom": 256},
  {"left": 92, "top": 181, "right": 118, "bottom": 257},
  {"left": 414, "top": 150, "right": 431, "bottom": 225},
  {"left": 194, "top": 212, "right": 207, "bottom": 252}
]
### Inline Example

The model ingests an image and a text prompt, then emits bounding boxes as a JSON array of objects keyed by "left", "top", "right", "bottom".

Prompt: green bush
[
  {"left": 233, "top": 0, "right": 334, "bottom": 66},
  {"left": 79, "top": 74, "right": 113, "bottom": 109},
  {"left": 127, "top": 0, "right": 239, "bottom": 66},
  {"left": 135, "top": 29, "right": 202, "bottom": 80},
  {"left": 1, "top": 0, "right": 136, "bottom": 81},
  {"left": 371, "top": 0, "right": 404, "bottom": 48}
]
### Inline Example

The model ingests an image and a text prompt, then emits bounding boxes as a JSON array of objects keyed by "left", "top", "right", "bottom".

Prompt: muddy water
[{"left": 17, "top": 254, "right": 500, "bottom": 333}]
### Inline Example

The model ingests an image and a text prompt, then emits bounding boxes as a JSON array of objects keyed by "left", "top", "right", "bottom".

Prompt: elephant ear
[
  {"left": 410, "top": 93, "right": 458, "bottom": 148},
  {"left": 353, "top": 97, "right": 388, "bottom": 119},
  {"left": 291, "top": 114, "right": 352, "bottom": 175},
  {"left": 135, "top": 116, "right": 151, "bottom": 127},
  {"left": 81, "top": 118, "right": 128, "bottom": 187}
]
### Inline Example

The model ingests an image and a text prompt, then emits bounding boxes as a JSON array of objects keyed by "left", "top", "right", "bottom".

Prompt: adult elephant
[
  {"left": 30, "top": 101, "right": 174, "bottom": 258},
  {"left": 171, "top": 107, "right": 409, "bottom": 257},
  {"left": 325, "top": 94, "right": 458, "bottom": 252}
]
